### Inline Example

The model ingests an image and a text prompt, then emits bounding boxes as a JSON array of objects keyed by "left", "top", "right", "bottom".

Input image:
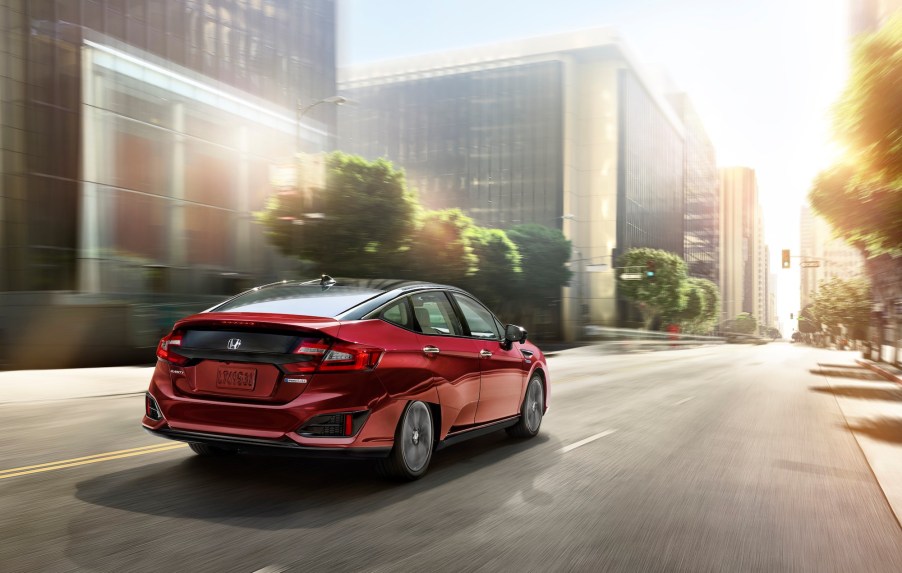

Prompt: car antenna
[{"left": 320, "top": 274, "right": 336, "bottom": 289}]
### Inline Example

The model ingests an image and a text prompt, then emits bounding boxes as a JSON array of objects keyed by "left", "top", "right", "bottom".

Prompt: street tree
[
  {"left": 617, "top": 248, "right": 687, "bottom": 330},
  {"left": 463, "top": 226, "right": 522, "bottom": 312},
  {"left": 504, "top": 224, "right": 572, "bottom": 332},
  {"left": 674, "top": 277, "right": 720, "bottom": 334},
  {"left": 505, "top": 224, "right": 572, "bottom": 303},
  {"left": 399, "top": 208, "right": 479, "bottom": 286},
  {"left": 730, "top": 312, "right": 758, "bottom": 335},
  {"left": 811, "top": 276, "right": 872, "bottom": 340},
  {"left": 257, "top": 152, "right": 418, "bottom": 277},
  {"left": 809, "top": 17, "right": 902, "bottom": 257},
  {"left": 798, "top": 304, "right": 820, "bottom": 335}
]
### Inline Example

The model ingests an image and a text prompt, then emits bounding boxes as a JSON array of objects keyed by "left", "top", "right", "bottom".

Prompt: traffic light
[
  {"left": 782, "top": 249, "right": 790, "bottom": 268},
  {"left": 790, "top": 313, "right": 794, "bottom": 320},
  {"left": 646, "top": 260, "right": 656, "bottom": 280}
]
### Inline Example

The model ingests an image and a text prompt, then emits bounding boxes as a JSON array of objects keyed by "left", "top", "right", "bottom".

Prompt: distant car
[
  {"left": 791, "top": 331, "right": 802, "bottom": 343},
  {"left": 143, "top": 277, "right": 548, "bottom": 480}
]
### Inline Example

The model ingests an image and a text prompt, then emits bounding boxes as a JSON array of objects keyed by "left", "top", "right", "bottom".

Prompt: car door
[
  {"left": 451, "top": 293, "right": 527, "bottom": 424},
  {"left": 410, "top": 290, "right": 482, "bottom": 429}
]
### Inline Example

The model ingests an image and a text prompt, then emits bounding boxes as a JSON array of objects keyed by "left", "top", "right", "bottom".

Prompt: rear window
[{"left": 210, "top": 285, "right": 383, "bottom": 317}]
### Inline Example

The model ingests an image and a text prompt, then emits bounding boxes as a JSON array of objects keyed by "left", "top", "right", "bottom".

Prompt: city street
[{"left": 3, "top": 343, "right": 902, "bottom": 572}]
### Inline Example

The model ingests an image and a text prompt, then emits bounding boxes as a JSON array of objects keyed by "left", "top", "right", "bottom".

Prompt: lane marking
[
  {"left": 560, "top": 429, "right": 617, "bottom": 453},
  {"left": 674, "top": 397, "right": 695, "bottom": 406},
  {"left": 0, "top": 443, "right": 182, "bottom": 475},
  {"left": 0, "top": 443, "right": 188, "bottom": 480}
]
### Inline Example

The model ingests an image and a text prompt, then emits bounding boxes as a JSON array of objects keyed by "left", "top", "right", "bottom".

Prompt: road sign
[
  {"left": 621, "top": 273, "right": 643, "bottom": 280},
  {"left": 800, "top": 261, "right": 820, "bottom": 268}
]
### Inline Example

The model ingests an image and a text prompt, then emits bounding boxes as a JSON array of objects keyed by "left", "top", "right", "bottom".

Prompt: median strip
[
  {"left": 560, "top": 429, "right": 617, "bottom": 453},
  {"left": 0, "top": 443, "right": 188, "bottom": 480}
]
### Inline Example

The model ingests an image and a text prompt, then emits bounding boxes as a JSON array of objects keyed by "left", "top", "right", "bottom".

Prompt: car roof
[{"left": 211, "top": 276, "right": 472, "bottom": 320}]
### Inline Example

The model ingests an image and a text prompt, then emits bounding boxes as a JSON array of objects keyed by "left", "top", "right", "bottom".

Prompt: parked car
[{"left": 143, "top": 276, "right": 548, "bottom": 480}]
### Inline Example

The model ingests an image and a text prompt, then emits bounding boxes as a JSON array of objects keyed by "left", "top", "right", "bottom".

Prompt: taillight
[
  {"left": 320, "top": 344, "right": 384, "bottom": 371},
  {"left": 156, "top": 331, "right": 189, "bottom": 366},
  {"left": 284, "top": 338, "right": 383, "bottom": 373}
]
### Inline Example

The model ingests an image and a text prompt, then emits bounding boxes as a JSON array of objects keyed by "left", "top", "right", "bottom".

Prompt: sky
[{"left": 340, "top": 0, "right": 853, "bottom": 329}]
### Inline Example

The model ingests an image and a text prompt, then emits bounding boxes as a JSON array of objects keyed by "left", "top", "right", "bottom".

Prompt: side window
[
  {"left": 379, "top": 298, "right": 413, "bottom": 329},
  {"left": 410, "top": 291, "right": 462, "bottom": 336},
  {"left": 452, "top": 294, "right": 501, "bottom": 339}
]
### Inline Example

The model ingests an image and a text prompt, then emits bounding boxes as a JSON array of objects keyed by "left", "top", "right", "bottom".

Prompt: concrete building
[
  {"left": 339, "top": 29, "right": 696, "bottom": 340},
  {"left": 1, "top": 0, "right": 338, "bottom": 296},
  {"left": 719, "top": 167, "right": 765, "bottom": 328},
  {"left": 0, "top": 0, "right": 338, "bottom": 366},
  {"left": 799, "top": 206, "right": 865, "bottom": 309}
]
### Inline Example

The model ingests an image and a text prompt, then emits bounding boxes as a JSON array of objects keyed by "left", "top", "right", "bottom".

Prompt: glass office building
[
  {"left": 671, "top": 93, "right": 719, "bottom": 285},
  {"left": 0, "top": 0, "right": 337, "bottom": 293},
  {"left": 340, "top": 30, "right": 689, "bottom": 337},
  {"left": 342, "top": 61, "right": 564, "bottom": 230}
]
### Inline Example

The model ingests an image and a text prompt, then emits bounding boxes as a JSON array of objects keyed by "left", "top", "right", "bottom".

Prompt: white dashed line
[
  {"left": 560, "top": 429, "right": 617, "bottom": 453},
  {"left": 674, "top": 397, "right": 695, "bottom": 406}
]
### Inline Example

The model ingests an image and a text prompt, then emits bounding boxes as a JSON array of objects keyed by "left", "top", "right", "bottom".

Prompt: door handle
[
  {"left": 480, "top": 349, "right": 493, "bottom": 358},
  {"left": 423, "top": 346, "right": 440, "bottom": 355}
]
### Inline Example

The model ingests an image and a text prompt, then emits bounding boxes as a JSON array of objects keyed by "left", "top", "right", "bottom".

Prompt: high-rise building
[
  {"left": 719, "top": 167, "right": 765, "bottom": 328},
  {"left": 670, "top": 93, "right": 719, "bottom": 286},
  {"left": 0, "top": 0, "right": 338, "bottom": 294},
  {"left": 339, "top": 29, "right": 690, "bottom": 339},
  {"left": 799, "top": 206, "right": 865, "bottom": 309}
]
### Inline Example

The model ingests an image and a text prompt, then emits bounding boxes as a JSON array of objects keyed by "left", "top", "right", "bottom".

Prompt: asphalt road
[{"left": 2, "top": 342, "right": 902, "bottom": 572}]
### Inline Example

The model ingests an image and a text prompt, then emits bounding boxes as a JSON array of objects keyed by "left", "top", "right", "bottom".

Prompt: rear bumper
[{"left": 144, "top": 426, "right": 391, "bottom": 459}]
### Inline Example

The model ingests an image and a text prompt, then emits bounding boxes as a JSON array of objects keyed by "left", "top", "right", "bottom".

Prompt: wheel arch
[{"left": 529, "top": 367, "right": 548, "bottom": 413}]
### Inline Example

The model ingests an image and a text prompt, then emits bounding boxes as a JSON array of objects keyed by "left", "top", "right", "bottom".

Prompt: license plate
[{"left": 216, "top": 366, "right": 257, "bottom": 391}]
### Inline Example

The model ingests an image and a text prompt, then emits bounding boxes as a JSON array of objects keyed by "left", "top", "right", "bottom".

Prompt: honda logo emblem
[{"left": 227, "top": 338, "right": 242, "bottom": 350}]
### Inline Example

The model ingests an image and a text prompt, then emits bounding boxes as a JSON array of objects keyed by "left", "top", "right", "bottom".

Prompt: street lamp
[{"left": 296, "top": 95, "right": 350, "bottom": 153}]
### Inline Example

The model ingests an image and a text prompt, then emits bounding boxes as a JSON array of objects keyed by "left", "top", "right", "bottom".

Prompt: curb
[{"left": 856, "top": 359, "right": 902, "bottom": 384}]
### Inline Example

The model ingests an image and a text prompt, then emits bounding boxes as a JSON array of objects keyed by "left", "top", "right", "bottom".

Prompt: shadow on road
[
  {"left": 73, "top": 431, "right": 560, "bottom": 528},
  {"left": 810, "top": 385, "right": 902, "bottom": 402},
  {"left": 846, "top": 417, "right": 902, "bottom": 444},
  {"left": 67, "top": 431, "right": 562, "bottom": 570},
  {"left": 809, "top": 368, "right": 883, "bottom": 382}
]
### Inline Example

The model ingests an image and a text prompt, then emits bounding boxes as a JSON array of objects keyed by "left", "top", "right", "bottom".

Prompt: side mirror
[{"left": 503, "top": 324, "right": 527, "bottom": 346}]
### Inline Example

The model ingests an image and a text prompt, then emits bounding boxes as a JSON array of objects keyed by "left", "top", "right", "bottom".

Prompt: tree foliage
[
  {"left": 617, "top": 248, "right": 687, "bottom": 329},
  {"left": 730, "top": 312, "right": 758, "bottom": 335},
  {"left": 463, "top": 226, "right": 522, "bottom": 311},
  {"left": 505, "top": 224, "right": 572, "bottom": 303},
  {"left": 798, "top": 304, "right": 820, "bottom": 334},
  {"left": 257, "top": 152, "right": 418, "bottom": 277},
  {"left": 256, "top": 153, "right": 573, "bottom": 336},
  {"left": 674, "top": 277, "right": 720, "bottom": 334},
  {"left": 811, "top": 276, "right": 872, "bottom": 340},
  {"left": 809, "top": 17, "right": 902, "bottom": 257},
  {"left": 400, "top": 209, "right": 479, "bottom": 286}
]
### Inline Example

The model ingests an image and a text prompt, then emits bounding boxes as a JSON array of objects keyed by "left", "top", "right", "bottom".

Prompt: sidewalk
[
  {"left": 822, "top": 354, "right": 902, "bottom": 527},
  {"left": 0, "top": 366, "right": 153, "bottom": 404}
]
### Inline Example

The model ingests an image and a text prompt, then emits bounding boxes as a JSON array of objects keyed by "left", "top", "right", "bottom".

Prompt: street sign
[
  {"left": 800, "top": 261, "right": 820, "bottom": 268},
  {"left": 621, "top": 273, "right": 643, "bottom": 280}
]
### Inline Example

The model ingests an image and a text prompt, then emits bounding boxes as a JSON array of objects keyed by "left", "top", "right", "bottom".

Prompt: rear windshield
[{"left": 209, "top": 285, "right": 383, "bottom": 317}]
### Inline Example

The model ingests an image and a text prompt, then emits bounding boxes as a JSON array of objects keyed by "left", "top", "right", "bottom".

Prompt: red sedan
[{"left": 143, "top": 276, "right": 549, "bottom": 480}]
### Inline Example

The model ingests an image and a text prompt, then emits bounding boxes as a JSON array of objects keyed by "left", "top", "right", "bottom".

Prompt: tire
[
  {"left": 376, "top": 401, "right": 434, "bottom": 481},
  {"left": 188, "top": 442, "right": 237, "bottom": 456},
  {"left": 507, "top": 374, "right": 545, "bottom": 438}
]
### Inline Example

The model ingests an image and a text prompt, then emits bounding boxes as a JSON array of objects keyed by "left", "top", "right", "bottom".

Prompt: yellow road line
[{"left": 0, "top": 443, "right": 188, "bottom": 480}]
